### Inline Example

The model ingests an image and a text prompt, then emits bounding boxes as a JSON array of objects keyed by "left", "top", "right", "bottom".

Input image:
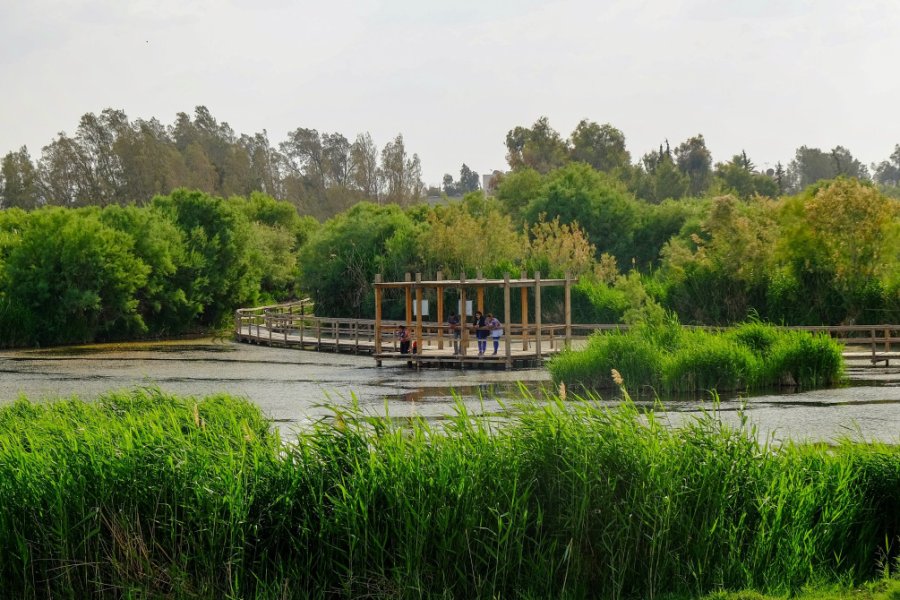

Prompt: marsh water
[{"left": 0, "top": 338, "right": 898, "bottom": 443}]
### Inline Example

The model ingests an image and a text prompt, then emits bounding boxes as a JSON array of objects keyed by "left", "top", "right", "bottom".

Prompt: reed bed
[
  {"left": 0, "top": 387, "right": 896, "bottom": 599},
  {"left": 549, "top": 321, "right": 845, "bottom": 394}
]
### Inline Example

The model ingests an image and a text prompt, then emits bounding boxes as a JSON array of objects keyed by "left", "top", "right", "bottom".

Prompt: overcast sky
[{"left": 2, "top": 0, "right": 899, "bottom": 186}]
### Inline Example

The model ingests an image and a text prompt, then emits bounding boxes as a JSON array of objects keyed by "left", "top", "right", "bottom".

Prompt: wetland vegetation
[
  {"left": 549, "top": 321, "right": 845, "bottom": 394},
  {"left": 1, "top": 388, "right": 897, "bottom": 598}
]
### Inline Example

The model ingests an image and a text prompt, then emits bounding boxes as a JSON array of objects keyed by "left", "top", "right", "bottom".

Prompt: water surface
[{"left": 1, "top": 339, "right": 897, "bottom": 443}]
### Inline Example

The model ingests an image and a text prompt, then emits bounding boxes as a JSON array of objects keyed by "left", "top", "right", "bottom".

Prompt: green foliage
[
  {"left": 664, "top": 329, "right": 759, "bottom": 392},
  {"left": 773, "top": 179, "right": 900, "bottom": 323},
  {"left": 495, "top": 167, "right": 543, "bottom": 225},
  {"left": 765, "top": 331, "right": 845, "bottom": 387},
  {"left": 0, "top": 208, "right": 149, "bottom": 345},
  {"left": 297, "top": 202, "right": 417, "bottom": 317},
  {"left": 0, "top": 189, "right": 305, "bottom": 347},
  {"left": 571, "top": 278, "right": 629, "bottom": 323},
  {"left": 152, "top": 189, "right": 259, "bottom": 326},
  {"left": 551, "top": 328, "right": 665, "bottom": 391},
  {"left": 98, "top": 204, "right": 200, "bottom": 334},
  {"left": 523, "top": 162, "right": 640, "bottom": 261},
  {"left": 1, "top": 390, "right": 897, "bottom": 598},
  {"left": 549, "top": 321, "right": 844, "bottom": 393}
]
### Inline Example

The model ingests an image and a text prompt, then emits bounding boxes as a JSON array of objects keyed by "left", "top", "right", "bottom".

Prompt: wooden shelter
[{"left": 373, "top": 271, "right": 575, "bottom": 369}]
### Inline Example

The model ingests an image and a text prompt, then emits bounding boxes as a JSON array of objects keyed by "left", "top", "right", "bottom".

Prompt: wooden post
[
  {"left": 415, "top": 273, "right": 424, "bottom": 359},
  {"left": 503, "top": 273, "right": 512, "bottom": 368},
  {"left": 436, "top": 270, "right": 444, "bottom": 350},
  {"left": 872, "top": 328, "right": 877, "bottom": 363},
  {"left": 405, "top": 272, "right": 412, "bottom": 326},
  {"left": 374, "top": 274, "right": 382, "bottom": 364},
  {"left": 299, "top": 312, "right": 305, "bottom": 348},
  {"left": 476, "top": 269, "right": 485, "bottom": 315},
  {"left": 460, "top": 272, "right": 468, "bottom": 357},
  {"left": 316, "top": 319, "right": 321, "bottom": 351},
  {"left": 535, "top": 271, "right": 542, "bottom": 361},
  {"left": 520, "top": 270, "right": 529, "bottom": 351},
  {"left": 564, "top": 271, "right": 572, "bottom": 346}
]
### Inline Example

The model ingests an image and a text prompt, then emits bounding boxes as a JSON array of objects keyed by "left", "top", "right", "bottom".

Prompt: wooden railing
[{"left": 235, "top": 303, "right": 899, "bottom": 365}]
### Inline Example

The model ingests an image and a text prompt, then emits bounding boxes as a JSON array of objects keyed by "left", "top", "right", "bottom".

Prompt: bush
[
  {"left": 551, "top": 321, "right": 844, "bottom": 393},
  {"left": 767, "top": 331, "right": 845, "bottom": 387},
  {"left": 663, "top": 330, "right": 759, "bottom": 392},
  {"left": 728, "top": 321, "right": 781, "bottom": 355},
  {"left": 550, "top": 330, "right": 663, "bottom": 391}
]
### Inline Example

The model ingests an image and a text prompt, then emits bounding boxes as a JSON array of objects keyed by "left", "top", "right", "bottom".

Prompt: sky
[{"left": 2, "top": 0, "right": 899, "bottom": 186}]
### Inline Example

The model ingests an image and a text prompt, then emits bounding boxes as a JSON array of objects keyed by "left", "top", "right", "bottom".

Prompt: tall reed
[
  {"left": 550, "top": 321, "right": 844, "bottom": 394},
  {"left": 0, "top": 388, "right": 895, "bottom": 598}
]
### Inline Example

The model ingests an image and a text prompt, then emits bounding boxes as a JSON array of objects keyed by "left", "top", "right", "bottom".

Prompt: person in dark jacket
[{"left": 472, "top": 311, "right": 487, "bottom": 356}]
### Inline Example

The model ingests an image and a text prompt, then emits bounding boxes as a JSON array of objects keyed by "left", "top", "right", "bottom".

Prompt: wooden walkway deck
[
  {"left": 234, "top": 321, "right": 570, "bottom": 369},
  {"left": 234, "top": 301, "right": 573, "bottom": 369},
  {"left": 235, "top": 302, "right": 900, "bottom": 368}
]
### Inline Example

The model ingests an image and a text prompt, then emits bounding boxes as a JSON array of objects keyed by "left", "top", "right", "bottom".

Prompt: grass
[
  {"left": 0, "top": 387, "right": 896, "bottom": 599},
  {"left": 549, "top": 321, "right": 845, "bottom": 394}
]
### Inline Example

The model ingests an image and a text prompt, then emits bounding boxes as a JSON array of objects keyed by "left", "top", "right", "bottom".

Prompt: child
[
  {"left": 396, "top": 324, "right": 411, "bottom": 354},
  {"left": 487, "top": 313, "right": 502, "bottom": 355}
]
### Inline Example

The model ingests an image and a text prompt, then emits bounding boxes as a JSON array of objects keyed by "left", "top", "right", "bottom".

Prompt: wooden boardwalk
[
  {"left": 234, "top": 300, "right": 572, "bottom": 369},
  {"left": 235, "top": 301, "right": 900, "bottom": 368},
  {"left": 234, "top": 321, "right": 571, "bottom": 369}
]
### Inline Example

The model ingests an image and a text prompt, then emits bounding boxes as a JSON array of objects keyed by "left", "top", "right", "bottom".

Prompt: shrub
[
  {"left": 663, "top": 330, "right": 759, "bottom": 392},
  {"left": 728, "top": 321, "right": 781, "bottom": 355},
  {"left": 549, "top": 329, "right": 664, "bottom": 392},
  {"left": 552, "top": 321, "right": 843, "bottom": 393},
  {"left": 767, "top": 331, "right": 845, "bottom": 387}
]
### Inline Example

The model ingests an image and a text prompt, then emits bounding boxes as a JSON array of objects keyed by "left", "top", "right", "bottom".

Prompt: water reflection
[{"left": 0, "top": 339, "right": 897, "bottom": 443}]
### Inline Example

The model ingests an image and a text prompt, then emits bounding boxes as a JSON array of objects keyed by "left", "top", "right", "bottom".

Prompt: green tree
[
  {"left": 297, "top": 202, "right": 418, "bottom": 317},
  {"left": 458, "top": 163, "right": 480, "bottom": 194},
  {"left": 505, "top": 116, "right": 568, "bottom": 174},
  {"left": 524, "top": 216, "right": 596, "bottom": 278},
  {"left": 349, "top": 132, "right": 380, "bottom": 201},
  {"left": 419, "top": 194, "right": 522, "bottom": 276},
  {"left": 1, "top": 147, "right": 40, "bottom": 210},
  {"left": 441, "top": 173, "right": 458, "bottom": 197},
  {"left": 495, "top": 168, "right": 543, "bottom": 225},
  {"left": 872, "top": 144, "right": 900, "bottom": 186},
  {"left": 0, "top": 208, "right": 149, "bottom": 345},
  {"left": 674, "top": 134, "right": 713, "bottom": 196},
  {"left": 628, "top": 143, "right": 689, "bottom": 203},
  {"left": 98, "top": 204, "right": 198, "bottom": 334},
  {"left": 660, "top": 195, "right": 777, "bottom": 323},
  {"left": 115, "top": 118, "right": 187, "bottom": 204},
  {"left": 787, "top": 145, "right": 868, "bottom": 192},
  {"left": 714, "top": 152, "right": 778, "bottom": 199},
  {"left": 379, "top": 134, "right": 424, "bottom": 206},
  {"left": 568, "top": 120, "right": 630, "bottom": 172},
  {"left": 37, "top": 133, "right": 91, "bottom": 207},
  {"left": 523, "top": 163, "right": 639, "bottom": 262},
  {"left": 151, "top": 189, "right": 258, "bottom": 326},
  {"left": 774, "top": 178, "right": 898, "bottom": 323}
]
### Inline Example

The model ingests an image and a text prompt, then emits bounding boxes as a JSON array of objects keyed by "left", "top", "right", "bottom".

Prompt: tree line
[
  {"left": 0, "top": 107, "right": 427, "bottom": 220},
  {"left": 0, "top": 190, "right": 313, "bottom": 347},
  {"left": 503, "top": 116, "right": 900, "bottom": 202},
  {"left": 3, "top": 108, "right": 900, "bottom": 220},
  {"left": 1, "top": 171, "right": 897, "bottom": 348}
]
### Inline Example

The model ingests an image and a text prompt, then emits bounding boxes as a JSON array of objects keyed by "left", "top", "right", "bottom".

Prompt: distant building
[{"left": 482, "top": 170, "right": 504, "bottom": 194}]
